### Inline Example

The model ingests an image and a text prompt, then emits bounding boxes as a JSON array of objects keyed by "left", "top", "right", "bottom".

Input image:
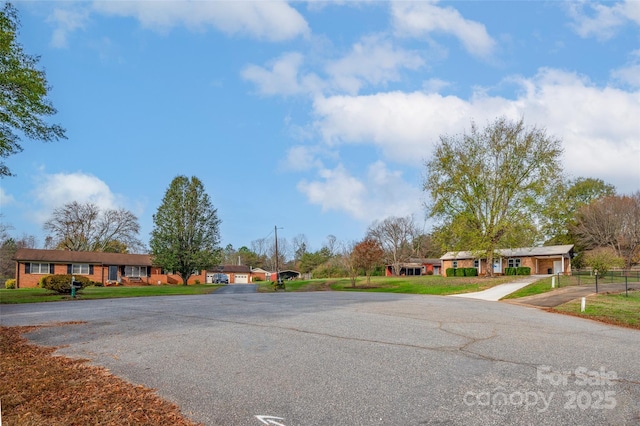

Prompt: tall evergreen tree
[{"left": 150, "top": 176, "right": 221, "bottom": 284}]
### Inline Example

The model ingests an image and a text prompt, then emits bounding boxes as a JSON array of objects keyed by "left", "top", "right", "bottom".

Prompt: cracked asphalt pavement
[{"left": 1, "top": 292, "right": 638, "bottom": 425}]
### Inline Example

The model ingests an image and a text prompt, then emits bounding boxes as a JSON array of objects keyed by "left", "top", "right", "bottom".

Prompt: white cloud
[
  {"left": 30, "top": 172, "right": 124, "bottom": 224},
  {"left": 242, "top": 52, "right": 324, "bottom": 96},
  {"left": 611, "top": 50, "right": 640, "bottom": 88},
  {"left": 568, "top": 0, "right": 640, "bottom": 40},
  {"left": 391, "top": 1, "right": 496, "bottom": 59},
  {"left": 0, "top": 187, "right": 16, "bottom": 207},
  {"left": 92, "top": 0, "right": 309, "bottom": 41},
  {"left": 612, "top": 64, "right": 640, "bottom": 89},
  {"left": 243, "top": 35, "right": 424, "bottom": 97},
  {"left": 47, "top": 6, "right": 90, "bottom": 48},
  {"left": 284, "top": 145, "right": 325, "bottom": 172},
  {"left": 310, "top": 68, "right": 640, "bottom": 195},
  {"left": 422, "top": 78, "right": 452, "bottom": 93},
  {"left": 297, "top": 162, "right": 422, "bottom": 222},
  {"left": 325, "top": 35, "right": 424, "bottom": 94}
]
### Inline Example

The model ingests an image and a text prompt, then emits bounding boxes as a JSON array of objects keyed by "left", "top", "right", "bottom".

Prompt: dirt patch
[{"left": 0, "top": 324, "right": 202, "bottom": 425}]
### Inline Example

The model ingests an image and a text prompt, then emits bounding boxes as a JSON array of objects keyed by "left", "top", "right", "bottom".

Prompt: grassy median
[
  {"left": 257, "top": 275, "right": 515, "bottom": 295},
  {"left": 0, "top": 284, "right": 222, "bottom": 304},
  {"left": 551, "top": 291, "right": 640, "bottom": 330}
]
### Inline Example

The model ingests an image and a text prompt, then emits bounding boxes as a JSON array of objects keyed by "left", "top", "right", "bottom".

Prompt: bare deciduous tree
[
  {"left": 292, "top": 234, "right": 308, "bottom": 264},
  {"left": 44, "top": 201, "right": 144, "bottom": 253},
  {"left": 367, "top": 215, "right": 417, "bottom": 276},
  {"left": 572, "top": 192, "right": 640, "bottom": 269},
  {"left": 323, "top": 234, "right": 338, "bottom": 257},
  {"left": 338, "top": 240, "right": 359, "bottom": 287}
]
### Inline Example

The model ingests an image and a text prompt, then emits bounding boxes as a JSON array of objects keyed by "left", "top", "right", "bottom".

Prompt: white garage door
[{"left": 235, "top": 274, "right": 249, "bottom": 284}]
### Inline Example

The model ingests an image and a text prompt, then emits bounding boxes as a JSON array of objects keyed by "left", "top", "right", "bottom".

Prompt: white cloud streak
[
  {"left": 568, "top": 0, "right": 640, "bottom": 40},
  {"left": 92, "top": 0, "right": 309, "bottom": 41},
  {"left": 297, "top": 162, "right": 423, "bottom": 223},
  {"left": 391, "top": 1, "right": 496, "bottom": 59},
  {"left": 46, "top": 6, "right": 90, "bottom": 48},
  {"left": 242, "top": 52, "right": 324, "bottom": 96},
  {"left": 0, "top": 187, "right": 16, "bottom": 208},
  {"left": 48, "top": 0, "right": 309, "bottom": 48},
  {"left": 325, "top": 35, "right": 424, "bottom": 94},
  {"left": 243, "top": 35, "right": 425, "bottom": 96}
]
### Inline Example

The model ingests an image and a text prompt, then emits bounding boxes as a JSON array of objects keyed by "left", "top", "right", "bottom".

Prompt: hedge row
[
  {"left": 504, "top": 267, "right": 531, "bottom": 276},
  {"left": 446, "top": 268, "right": 478, "bottom": 277},
  {"left": 446, "top": 267, "right": 531, "bottom": 277},
  {"left": 39, "top": 274, "right": 92, "bottom": 294}
]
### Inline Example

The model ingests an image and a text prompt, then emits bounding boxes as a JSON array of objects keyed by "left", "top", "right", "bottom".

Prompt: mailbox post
[{"left": 70, "top": 275, "right": 82, "bottom": 298}]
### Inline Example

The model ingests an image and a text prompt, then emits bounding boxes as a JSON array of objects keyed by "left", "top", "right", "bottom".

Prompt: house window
[
  {"left": 452, "top": 261, "right": 458, "bottom": 268},
  {"left": 474, "top": 260, "right": 479, "bottom": 268},
  {"left": 30, "top": 263, "right": 50, "bottom": 274},
  {"left": 125, "top": 266, "right": 147, "bottom": 277},
  {"left": 508, "top": 258, "right": 521, "bottom": 268},
  {"left": 72, "top": 264, "right": 90, "bottom": 274}
]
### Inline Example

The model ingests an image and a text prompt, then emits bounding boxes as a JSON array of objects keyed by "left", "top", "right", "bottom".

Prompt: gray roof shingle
[{"left": 441, "top": 245, "right": 574, "bottom": 260}]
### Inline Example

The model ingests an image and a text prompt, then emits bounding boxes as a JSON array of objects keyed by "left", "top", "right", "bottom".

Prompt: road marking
[{"left": 255, "top": 415, "right": 286, "bottom": 425}]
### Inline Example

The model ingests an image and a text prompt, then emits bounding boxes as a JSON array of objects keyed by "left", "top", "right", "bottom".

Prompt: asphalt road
[
  {"left": 1, "top": 292, "right": 638, "bottom": 425},
  {"left": 213, "top": 284, "right": 258, "bottom": 294}
]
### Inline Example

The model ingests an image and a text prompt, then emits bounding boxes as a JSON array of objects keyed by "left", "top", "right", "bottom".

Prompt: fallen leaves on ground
[{"left": 0, "top": 324, "right": 202, "bottom": 425}]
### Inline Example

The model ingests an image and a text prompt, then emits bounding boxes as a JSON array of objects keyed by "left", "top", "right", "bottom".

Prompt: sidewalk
[
  {"left": 505, "top": 282, "right": 635, "bottom": 308},
  {"left": 449, "top": 276, "right": 544, "bottom": 301}
]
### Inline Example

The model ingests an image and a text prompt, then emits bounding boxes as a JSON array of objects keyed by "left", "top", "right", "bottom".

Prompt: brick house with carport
[
  {"left": 440, "top": 245, "right": 574, "bottom": 277},
  {"left": 385, "top": 258, "right": 442, "bottom": 276},
  {"left": 13, "top": 248, "right": 212, "bottom": 288},
  {"left": 206, "top": 265, "right": 253, "bottom": 284}
]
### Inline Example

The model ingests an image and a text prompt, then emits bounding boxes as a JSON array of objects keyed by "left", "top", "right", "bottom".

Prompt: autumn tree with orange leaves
[{"left": 352, "top": 238, "right": 384, "bottom": 286}]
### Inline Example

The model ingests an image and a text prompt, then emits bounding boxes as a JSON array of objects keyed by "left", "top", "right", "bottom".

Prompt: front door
[
  {"left": 493, "top": 258, "right": 502, "bottom": 274},
  {"left": 108, "top": 265, "right": 118, "bottom": 281}
]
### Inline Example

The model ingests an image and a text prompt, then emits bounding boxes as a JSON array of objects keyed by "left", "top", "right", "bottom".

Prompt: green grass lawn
[
  {"left": 257, "top": 275, "right": 515, "bottom": 295},
  {"left": 552, "top": 291, "right": 640, "bottom": 329},
  {"left": 0, "top": 284, "right": 222, "bottom": 304},
  {"left": 502, "top": 277, "right": 554, "bottom": 299}
]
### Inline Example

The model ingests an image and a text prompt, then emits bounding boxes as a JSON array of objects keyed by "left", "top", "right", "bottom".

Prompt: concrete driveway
[{"left": 1, "top": 292, "right": 638, "bottom": 425}]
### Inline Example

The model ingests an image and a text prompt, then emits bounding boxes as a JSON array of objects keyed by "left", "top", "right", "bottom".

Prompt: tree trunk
[
  {"left": 181, "top": 273, "right": 191, "bottom": 285},
  {"left": 486, "top": 250, "right": 494, "bottom": 278}
]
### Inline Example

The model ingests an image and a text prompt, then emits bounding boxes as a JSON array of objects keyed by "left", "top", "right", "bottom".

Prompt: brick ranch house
[
  {"left": 440, "top": 245, "right": 574, "bottom": 277},
  {"left": 12, "top": 248, "right": 258, "bottom": 288},
  {"left": 385, "top": 258, "right": 442, "bottom": 276}
]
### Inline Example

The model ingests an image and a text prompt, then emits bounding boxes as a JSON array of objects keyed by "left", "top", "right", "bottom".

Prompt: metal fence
[
  {"left": 566, "top": 270, "right": 639, "bottom": 295},
  {"left": 572, "top": 269, "right": 640, "bottom": 284}
]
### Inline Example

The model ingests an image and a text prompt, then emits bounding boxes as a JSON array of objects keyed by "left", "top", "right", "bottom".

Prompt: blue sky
[{"left": 1, "top": 0, "right": 639, "bottom": 254}]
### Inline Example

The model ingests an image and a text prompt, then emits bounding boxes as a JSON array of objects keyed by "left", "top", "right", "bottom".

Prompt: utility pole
[
  {"left": 274, "top": 225, "right": 284, "bottom": 290},
  {"left": 275, "top": 225, "right": 280, "bottom": 283}
]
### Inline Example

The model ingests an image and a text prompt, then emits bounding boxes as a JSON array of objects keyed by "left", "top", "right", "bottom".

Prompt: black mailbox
[{"left": 71, "top": 281, "right": 82, "bottom": 289}]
